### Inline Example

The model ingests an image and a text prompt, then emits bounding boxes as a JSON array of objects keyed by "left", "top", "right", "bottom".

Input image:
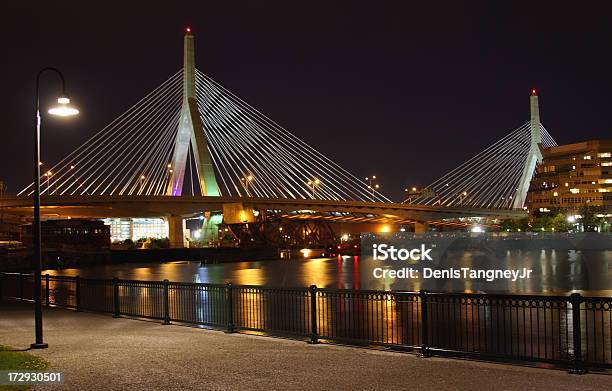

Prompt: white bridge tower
[
  {"left": 512, "top": 90, "right": 543, "bottom": 209},
  {"left": 167, "top": 27, "right": 220, "bottom": 196}
]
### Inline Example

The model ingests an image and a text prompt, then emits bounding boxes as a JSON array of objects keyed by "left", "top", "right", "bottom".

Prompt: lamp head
[{"left": 48, "top": 94, "right": 79, "bottom": 117}]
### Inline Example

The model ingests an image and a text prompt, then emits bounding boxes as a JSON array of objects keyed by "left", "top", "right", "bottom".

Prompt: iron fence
[{"left": 1, "top": 272, "right": 610, "bottom": 372}]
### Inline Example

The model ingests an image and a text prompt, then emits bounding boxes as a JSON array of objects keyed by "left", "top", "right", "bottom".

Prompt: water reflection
[{"left": 44, "top": 249, "right": 612, "bottom": 296}]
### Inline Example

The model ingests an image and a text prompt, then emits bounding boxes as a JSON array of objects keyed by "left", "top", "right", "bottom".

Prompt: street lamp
[
  {"left": 43, "top": 171, "right": 52, "bottom": 195},
  {"left": 166, "top": 164, "right": 173, "bottom": 189},
  {"left": 240, "top": 175, "right": 254, "bottom": 196},
  {"left": 139, "top": 175, "right": 146, "bottom": 194},
  {"left": 459, "top": 191, "right": 467, "bottom": 206},
  {"left": 66, "top": 165, "right": 76, "bottom": 195},
  {"left": 365, "top": 176, "right": 379, "bottom": 202},
  {"left": 404, "top": 186, "right": 419, "bottom": 202},
  {"left": 32, "top": 67, "right": 79, "bottom": 349},
  {"left": 307, "top": 178, "right": 320, "bottom": 198}
]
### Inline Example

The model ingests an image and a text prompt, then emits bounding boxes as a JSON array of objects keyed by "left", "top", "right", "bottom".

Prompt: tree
[
  {"left": 550, "top": 213, "right": 572, "bottom": 232},
  {"left": 500, "top": 217, "right": 530, "bottom": 231},
  {"left": 579, "top": 206, "right": 605, "bottom": 232}
]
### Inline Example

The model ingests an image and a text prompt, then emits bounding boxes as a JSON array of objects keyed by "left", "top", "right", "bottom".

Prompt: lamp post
[
  {"left": 365, "top": 176, "right": 379, "bottom": 202},
  {"left": 32, "top": 68, "right": 79, "bottom": 349},
  {"left": 166, "top": 164, "right": 173, "bottom": 190},
  {"left": 68, "top": 165, "right": 75, "bottom": 194},
  {"left": 307, "top": 178, "right": 320, "bottom": 198},
  {"left": 240, "top": 175, "right": 253, "bottom": 196},
  {"left": 139, "top": 175, "right": 146, "bottom": 194},
  {"left": 458, "top": 191, "right": 467, "bottom": 206},
  {"left": 404, "top": 186, "right": 418, "bottom": 202},
  {"left": 45, "top": 171, "right": 52, "bottom": 195}
]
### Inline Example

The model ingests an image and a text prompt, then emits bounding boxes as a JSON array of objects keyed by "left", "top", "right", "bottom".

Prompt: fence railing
[{"left": 1, "top": 272, "right": 610, "bottom": 372}]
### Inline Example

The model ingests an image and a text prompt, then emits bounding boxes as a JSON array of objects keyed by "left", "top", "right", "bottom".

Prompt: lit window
[
  {"left": 572, "top": 165, "right": 576, "bottom": 169},
  {"left": 602, "top": 162, "right": 612, "bottom": 167},
  {"left": 597, "top": 152, "right": 611, "bottom": 158},
  {"left": 564, "top": 182, "right": 569, "bottom": 187},
  {"left": 570, "top": 188, "right": 580, "bottom": 194},
  {"left": 553, "top": 192, "right": 558, "bottom": 196},
  {"left": 583, "top": 155, "right": 592, "bottom": 160}
]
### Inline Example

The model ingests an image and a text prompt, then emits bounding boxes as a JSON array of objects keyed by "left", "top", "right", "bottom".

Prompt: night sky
[{"left": 1, "top": 2, "right": 611, "bottom": 201}]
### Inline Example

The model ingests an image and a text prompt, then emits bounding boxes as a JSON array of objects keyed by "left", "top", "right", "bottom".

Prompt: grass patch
[{"left": 0, "top": 345, "right": 48, "bottom": 390}]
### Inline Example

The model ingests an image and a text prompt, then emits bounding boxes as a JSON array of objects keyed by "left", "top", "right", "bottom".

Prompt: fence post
[
  {"left": 308, "top": 285, "right": 318, "bottom": 344},
  {"left": 225, "top": 282, "right": 234, "bottom": 333},
  {"left": 420, "top": 290, "right": 429, "bottom": 357},
  {"left": 75, "top": 275, "right": 82, "bottom": 312},
  {"left": 0, "top": 273, "right": 4, "bottom": 302},
  {"left": 45, "top": 274, "right": 50, "bottom": 307},
  {"left": 18, "top": 272, "right": 23, "bottom": 301},
  {"left": 112, "top": 277, "right": 120, "bottom": 318},
  {"left": 162, "top": 279, "right": 170, "bottom": 325},
  {"left": 569, "top": 293, "right": 586, "bottom": 374}
]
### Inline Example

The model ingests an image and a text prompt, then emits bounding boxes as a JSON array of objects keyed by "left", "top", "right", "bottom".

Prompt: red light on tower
[
  {"left": 185, "top": 26, "right": 192, "bottom": 34},
  {"left": 531, "top": 88, "right": 537, "bottom": 96}
]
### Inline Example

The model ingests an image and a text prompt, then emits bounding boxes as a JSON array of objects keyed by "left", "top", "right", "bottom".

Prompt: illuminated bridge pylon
[
  {"left": 168, "top": 28, "right": 219, "bottom": 197},
  {"left": 18, "top": 29, "right": 390, "bottom": 203},
  {"left": 406, "top": 90, "right": 557, "bottom": 210}
]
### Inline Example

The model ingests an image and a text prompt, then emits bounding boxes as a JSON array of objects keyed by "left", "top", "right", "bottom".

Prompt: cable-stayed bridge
[
  {"left": 3, "top": 29, "right": 547, "bottom": 247},
  {"left": 406, "top": 91, "right": 557, "bottom": 209}
]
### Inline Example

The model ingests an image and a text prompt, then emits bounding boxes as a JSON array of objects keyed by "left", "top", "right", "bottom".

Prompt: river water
[
  {"left": 36, "top": 238, "right": 612, "bottom": 365},
  {"left": 44, "top": 249, "right": 612, "bottom": 296}
]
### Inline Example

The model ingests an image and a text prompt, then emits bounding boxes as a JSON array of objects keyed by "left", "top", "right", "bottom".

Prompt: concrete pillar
[
  {"left": 168, "top": 215, "right": 186, "bottom": 248},
  {"left": 414, "top": 222, "right": 429, "bottom": 234}
]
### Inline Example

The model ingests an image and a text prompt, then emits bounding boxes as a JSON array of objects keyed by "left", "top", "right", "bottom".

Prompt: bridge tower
[
  {"left": 167, "top": 27, "right": 220, "bottom": 196},
  {"left": 512, "top": 90, "right": 543, "bottom": 209}
]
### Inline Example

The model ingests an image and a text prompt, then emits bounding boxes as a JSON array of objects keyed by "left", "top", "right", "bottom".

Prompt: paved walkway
[{"left": 0, "top": 302, "right": 609, "bottom": 390}]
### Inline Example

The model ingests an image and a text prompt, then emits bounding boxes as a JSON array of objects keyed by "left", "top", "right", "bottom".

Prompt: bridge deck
[{"left": 1, "top": 195, "right": 525, "bottom": 222}]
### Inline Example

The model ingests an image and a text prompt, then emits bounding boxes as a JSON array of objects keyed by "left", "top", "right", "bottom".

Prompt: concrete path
[{"left": 0, "top": 302, "right": 609, "bottom": 390}]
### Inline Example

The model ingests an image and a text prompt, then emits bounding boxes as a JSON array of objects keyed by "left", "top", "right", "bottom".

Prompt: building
[
  {"left": 103, "top": 218, "right": 169, "bottom": 242},
  {"left": 526, "top": 139, "right": 612, "bottom": 215},
  {"left": 21, "top": 219, "right": 110, "bottom": 251}
]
